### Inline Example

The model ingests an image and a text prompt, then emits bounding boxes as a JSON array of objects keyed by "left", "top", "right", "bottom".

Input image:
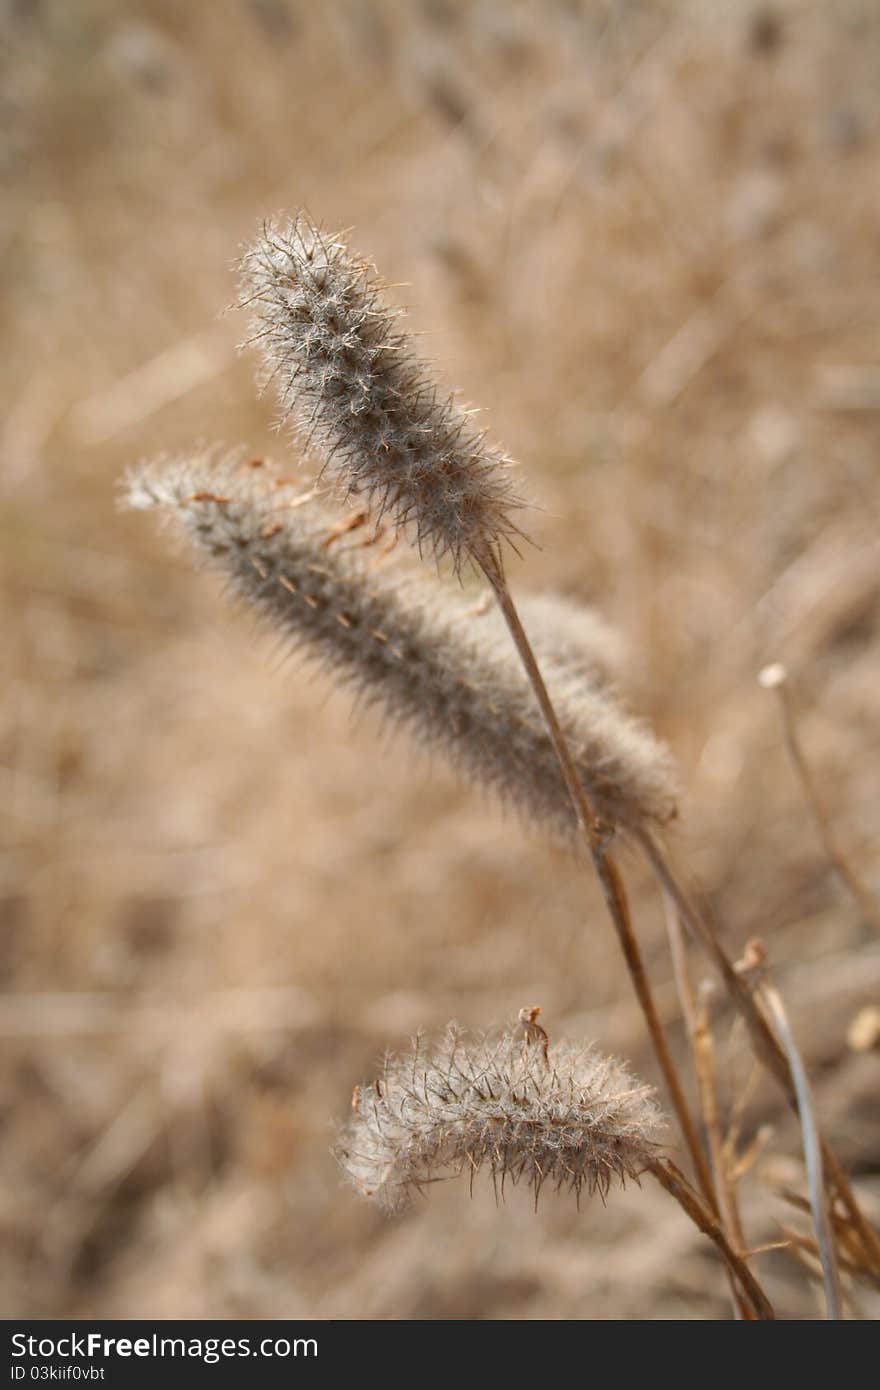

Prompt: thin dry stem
[
  {"left": 665, "top": 899, "right": 750, "bottom": 1318},
  {"left": 760, "top": 665, "right": 880, "bottom": 935},
  {"left": 778, "top": 1189, "right": 880, "bottom": 1287},
  {"left": 760, "top": 981, "right": 843, "bottom": 1319},
  {"left": 480, "top": 551, "right": 714, "bottom": 1208},
  {"left": 781, "top": 1231, "right": 867, "bottom": 1297},
  {"left": 638, "top": 825, "right": 880, "bottom": 1278},
  {"left": 649, "top": 1158, "right": 775, "bottom": 1320},
  {"left": 693, "top": 991, "right": 747, "bottom": 1252}
]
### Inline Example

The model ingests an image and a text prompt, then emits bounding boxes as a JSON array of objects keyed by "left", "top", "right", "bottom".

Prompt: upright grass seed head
[
  {"left": 334, "top": 1015, "right": 663, "bottom": 1212},
  {"left": 124, "top": 452, "right": 677, "bottom": 840},
  {"left": 239, "top": 214, "right": 524, "bottom": 575}
]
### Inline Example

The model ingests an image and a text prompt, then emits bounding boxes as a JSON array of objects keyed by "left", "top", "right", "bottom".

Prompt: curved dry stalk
[
  {"left": 761, "top": 982, "right": 843, "bottom": 1319},
  {"left": 638, "top": 824, "right": 880, "bottom": 1278}
]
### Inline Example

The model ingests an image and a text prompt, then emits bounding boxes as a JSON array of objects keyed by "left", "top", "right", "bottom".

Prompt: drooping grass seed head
[
  {"left": 334, "top": 1015, "right": 663, "bottom": 1212},
  {"left": 124, "top": 453, "right": 677, "bottom": 840}
]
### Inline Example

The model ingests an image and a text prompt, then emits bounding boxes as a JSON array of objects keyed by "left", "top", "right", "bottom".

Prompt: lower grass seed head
[{"left": 334, "top": 1017, "right": 663, "bottom": 1212}]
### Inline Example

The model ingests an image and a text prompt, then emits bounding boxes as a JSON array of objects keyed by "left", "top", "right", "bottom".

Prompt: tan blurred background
[{"left": 2, "top": 0, "right": 879, "bottom": 1319}]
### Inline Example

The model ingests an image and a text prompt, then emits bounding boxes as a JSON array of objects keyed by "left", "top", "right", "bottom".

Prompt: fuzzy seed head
[
  {"left": 239, "top": 214, "right": 524, "bottom": 575},
  {"left": 124, "top": 453, "right": 677, "bottom": 838},
  {"left": 482, "top": 592, "right": 628, "bottom": 691},
  {"left": 335, "top": 1020, "right": 662, "bottom": 1212}
]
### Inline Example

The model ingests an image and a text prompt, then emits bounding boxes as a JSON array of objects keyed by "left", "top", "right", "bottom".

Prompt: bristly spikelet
[
  {"left": 238, "top": 214, "right": 524, "bottom": 575},
  {"left": 334, "top": 1021, "right": 662, "bottom": 1212},
  {"left": 124, "top": 453, "right": 677, "bottom": 838}
]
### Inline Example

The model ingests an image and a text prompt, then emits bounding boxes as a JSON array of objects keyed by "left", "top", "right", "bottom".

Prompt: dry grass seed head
[
  {"left": 124, "top": 452, "right": 677, "bottom": 840},
  {"left": 334, "top": 1020, "right": 663, "bottom": 1213},
  {"left": 480, "top": 592, "right": 629, "bottom": 691},
  {"left": 238, "top": 214, "right": 525, "bottom": 576}
]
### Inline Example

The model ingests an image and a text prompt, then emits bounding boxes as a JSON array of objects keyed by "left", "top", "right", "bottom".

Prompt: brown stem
[
  {"left": 593, "top": 851, "right": 718, "bottom": 1214},
  {"left": 780, "top": 1186, "right": 880, "bottom": 1283},
  {"left": 821, "top": 1147, "right": 880, "bottom": 1273},
  {"left": 479, "top": 553, "right": 602, "bottom": 842},
  {"left": 649, "top": 1157, "right": 775, "bottom": 1320},
  {"left": 479, "top": 554, "right": 716, "bottom": 1212},
  {"left": 638, "top": 824, "right": 880, "bottom": 1277},
  {"left": 665, "top": 899, "right": 751, "bottom": 1318},
  {"left": 693, "top": 994, "right": 748, "bottom": 1250}
]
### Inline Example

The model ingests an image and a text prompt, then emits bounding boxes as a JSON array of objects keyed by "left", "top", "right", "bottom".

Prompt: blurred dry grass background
[{"left": 2, "top": 0, "right": 879, "bottom": 1319}]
